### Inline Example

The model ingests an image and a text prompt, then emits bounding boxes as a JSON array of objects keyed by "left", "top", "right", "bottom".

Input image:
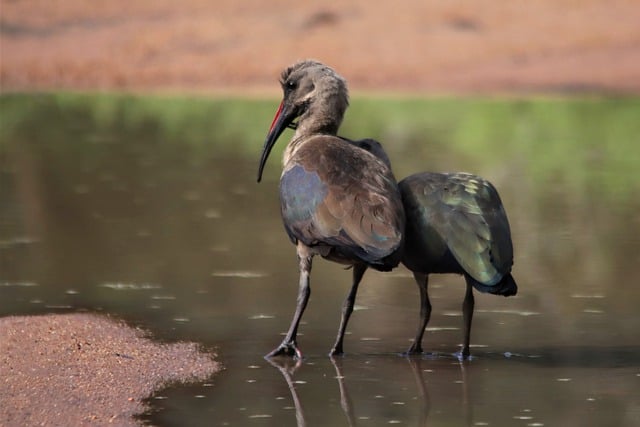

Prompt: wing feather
[
  {"left": 400, "top": 172, "right": 513, "bottom": 285},
  {"left": 280, "top": 136, "right": 404, "bottom": 267}
]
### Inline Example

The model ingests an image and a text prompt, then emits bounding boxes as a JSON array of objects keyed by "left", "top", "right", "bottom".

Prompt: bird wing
[
  {"left": 401, "top": 172, "right": 513, "bottom": 285},
  {"left": 280, "top": 137, "right": 404, "bottom": 266}
]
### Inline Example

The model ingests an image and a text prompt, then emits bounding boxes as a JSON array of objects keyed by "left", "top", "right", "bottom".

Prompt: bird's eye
[{"left": 286, "top": 80, "right": 297, "bottom": 90}]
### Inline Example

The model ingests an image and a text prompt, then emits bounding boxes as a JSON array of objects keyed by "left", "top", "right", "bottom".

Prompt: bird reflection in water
[
  {"left": 265, "top": 358, "right": 307, "bottom": 426},
  {"left": 266, "top": 356, "right": 474, "bottom": 427}
]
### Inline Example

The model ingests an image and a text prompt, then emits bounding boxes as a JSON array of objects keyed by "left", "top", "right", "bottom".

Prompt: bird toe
[{"left": 265, "top": 342, "right": 302, "bottom": 359}]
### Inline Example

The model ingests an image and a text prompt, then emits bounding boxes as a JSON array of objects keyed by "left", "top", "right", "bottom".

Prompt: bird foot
[
  {"left": 404, "top": 343, "right": 423, "bottom": 356},
  {"left": 265, "top": 341, "right": 303, "bottom": 360},
  {"left": 265, "top": 355, "right": 303, "bottom": 374},
  {"left": 329, "top": 346, "right": 344, "bottom": 357},
  {"left": 454, "top": 347, "right": 472, "bottom": 361}
]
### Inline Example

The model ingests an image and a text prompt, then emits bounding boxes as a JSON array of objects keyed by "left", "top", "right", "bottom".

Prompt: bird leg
[
  {"left": 330, "top": 263, "right": 367, "bottom": 356},
  {"left": 406, "top": 272, "right": 431, "bottom": 354},
  {"left": 266, "top": 244, "right": 313, "bottom": 359},
  {"left": 461, "top": 277, "right": 475, "bottom": 359}
]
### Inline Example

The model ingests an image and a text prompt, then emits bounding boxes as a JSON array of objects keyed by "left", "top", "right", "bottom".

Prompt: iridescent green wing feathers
[{"left": 401, "top": 172, "right": 513, "bottom": 285}]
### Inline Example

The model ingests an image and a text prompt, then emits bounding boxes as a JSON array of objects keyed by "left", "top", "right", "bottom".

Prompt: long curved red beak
[{"left": 257, "top": 100, "right": 294, "bottom": 182}]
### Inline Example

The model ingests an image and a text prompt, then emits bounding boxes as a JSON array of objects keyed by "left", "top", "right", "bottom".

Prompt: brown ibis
[
  {"left": 348, "top": 138, "right": 518, "bottom": 358},
  {"left": 257, "top": 60, "right": 405, "bottom": 358}
]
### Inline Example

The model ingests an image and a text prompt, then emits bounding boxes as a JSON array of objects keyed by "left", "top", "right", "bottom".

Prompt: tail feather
[{"left": 468, "top": 273, "right": 517, "bottom": 297}]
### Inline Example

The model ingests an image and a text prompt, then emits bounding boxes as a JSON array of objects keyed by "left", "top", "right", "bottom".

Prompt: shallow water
[{"left": 1, "top": 95, "right": 639, "bottom": 426}]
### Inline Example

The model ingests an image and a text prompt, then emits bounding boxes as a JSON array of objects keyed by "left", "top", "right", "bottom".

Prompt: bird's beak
[{"left": 257, "top": 99, "right": 296, "bottom": 182}]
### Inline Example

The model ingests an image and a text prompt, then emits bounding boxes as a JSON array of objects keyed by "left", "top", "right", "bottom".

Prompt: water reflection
[
  {"left": 267, "top": 356, "right": 441, "bottom": 427},
  {"left": 1, "top": 94, "right": 640, "bottom": 426},
  {"left": 266, "top": 359, "right": 307, "bottom": 426},
  {"left": 262, "top": 350, "right": 639, "bottom": 427}
]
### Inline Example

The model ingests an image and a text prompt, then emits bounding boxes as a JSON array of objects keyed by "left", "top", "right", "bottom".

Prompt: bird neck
[
  {"left": 283, "top": 87, "right": 349, "bottom": 165},
  {"left": 283, "top": 137, "right": 302, "bottom": 167},
  {"left": 282, "top": 100, "right": 344, "bottom": 166},
  {"left": 299, "top": 100, "right": 343, "bottom": 135}
]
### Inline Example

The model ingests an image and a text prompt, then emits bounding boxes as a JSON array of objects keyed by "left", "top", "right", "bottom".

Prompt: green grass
[
  {"left": 343, "top": 97, "right": 640, "bottom": 201},
  {"left": 0, "top": 92, "right": 277, "bottom": 153},
  {"left": 2, "top": 92, "right": 639, "bottom": 201}
]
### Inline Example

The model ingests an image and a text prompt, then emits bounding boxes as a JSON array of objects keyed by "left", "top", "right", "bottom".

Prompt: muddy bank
[{"left": 0, "top": 313, "right": 220, "bottom": 426}]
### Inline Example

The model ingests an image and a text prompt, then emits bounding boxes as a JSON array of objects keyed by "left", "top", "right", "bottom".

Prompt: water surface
[{"left": 1, "top": 94, "right": 639, "bottom": 426}]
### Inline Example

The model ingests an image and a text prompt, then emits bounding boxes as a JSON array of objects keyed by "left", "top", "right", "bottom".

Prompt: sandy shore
[
  {"left": 0, "top": 313, "right": 220, "bottom": 426},
  {"left": 2, "top": 0, "right": 639, "bottom": 94}
]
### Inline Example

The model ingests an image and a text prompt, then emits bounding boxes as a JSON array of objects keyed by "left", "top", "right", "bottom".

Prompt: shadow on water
[{"left": 2, "top": 94, "right": 640, "bottom": 426}]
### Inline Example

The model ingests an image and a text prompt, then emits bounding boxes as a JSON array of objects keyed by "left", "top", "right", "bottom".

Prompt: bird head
[{"left": 257, "top": 60, "right": 349, "bottom": 182}]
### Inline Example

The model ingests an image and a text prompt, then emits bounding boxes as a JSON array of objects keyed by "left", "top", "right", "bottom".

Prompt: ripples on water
[{"left": 1, "top": 95, "right": 639, "bottom": 426}]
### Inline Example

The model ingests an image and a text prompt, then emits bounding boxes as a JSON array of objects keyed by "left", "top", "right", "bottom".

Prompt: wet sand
[{"left": 0, "top": 313, "right": 220, "bottom": 426}]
